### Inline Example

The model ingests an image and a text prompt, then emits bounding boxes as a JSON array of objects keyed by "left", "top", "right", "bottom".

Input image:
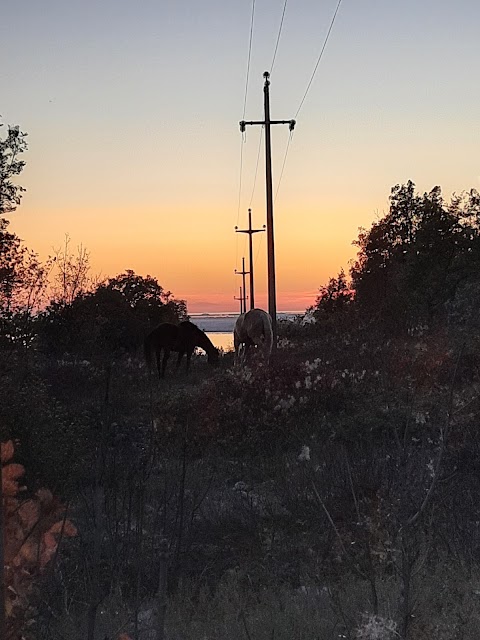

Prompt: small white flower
[
  {"left": 414, "top": 411, "right": 427, "bottom": 425},
  {"left": 233, "top": 481, "right": 248, "bottom": 492},
  {"left": 355, "top": 613, "right": 399, "bottom": 639},
  {"left": 298, "top": 445, "right": 311, "bottom": 462},
  {"left": 426, "top": 459, "right": 435, "bottom": 477}
]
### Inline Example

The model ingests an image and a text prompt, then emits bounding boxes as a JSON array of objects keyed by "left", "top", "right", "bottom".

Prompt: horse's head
[{"left": 208, "top": 348, "right": 220, "bottom": 367}]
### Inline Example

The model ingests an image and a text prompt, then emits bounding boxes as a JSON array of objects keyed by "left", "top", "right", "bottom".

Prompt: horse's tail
[
  {"left": 262, "top": 312, "right": 273, "bottom": 356},
  {"left": 233, "top": 313, "right": 245, "bottom": 363}
]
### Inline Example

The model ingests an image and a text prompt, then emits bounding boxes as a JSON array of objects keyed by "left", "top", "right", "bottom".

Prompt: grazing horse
[
  {"left": 144, "top": 320, "right": 219, "bottom": 378},
  {"left": 233, "top": 308, "right": 273, "bottom": 364}
]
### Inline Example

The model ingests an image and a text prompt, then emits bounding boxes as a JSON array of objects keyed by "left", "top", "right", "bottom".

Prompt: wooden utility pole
[
  {"left": 235, "top": 208, "right": 265, "bottom": 309},
  {"left": 240, "top": 71, "right": 295, "bottom": 346},
  {"left": 235, "top": 257, "right": 249, "bottom": 313},
  {"left": 234, "top": 286, "right": 247, "bottom": 314}
]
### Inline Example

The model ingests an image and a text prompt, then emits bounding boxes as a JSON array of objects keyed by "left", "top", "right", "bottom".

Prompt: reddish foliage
[
  {"left": 1, "top": 440, "right": 77, "bottom": 636},
  {"left": 1, "top": 441, "right": 14, "bottom": 464}
]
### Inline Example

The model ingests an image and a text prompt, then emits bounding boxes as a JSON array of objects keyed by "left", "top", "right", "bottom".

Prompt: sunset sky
[{"left": 1, "top": 0, "right": 479, "bottom": 312}]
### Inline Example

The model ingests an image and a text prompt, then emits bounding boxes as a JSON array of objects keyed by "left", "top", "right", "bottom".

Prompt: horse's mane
[{"left": 179, "top": 321, "right": 218, "bottom": 358}]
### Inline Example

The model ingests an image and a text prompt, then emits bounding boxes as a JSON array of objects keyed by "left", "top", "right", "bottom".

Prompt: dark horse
[{"left": 144, "top": 320, "right": 219, "bottom": 378}]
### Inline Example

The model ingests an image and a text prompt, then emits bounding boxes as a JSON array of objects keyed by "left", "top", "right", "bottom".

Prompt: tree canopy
[
  {"left": 0, "top": 126, "right": 50, "bottom": 348},
  {"left": 313, "top": 181, "right": 480, "bottom": 333},
  {"left": 40, "top": 271, "right": 187, "bottom": 360},
  {"left": 0, "top": 124, "right": 27, "bottom": 216}
]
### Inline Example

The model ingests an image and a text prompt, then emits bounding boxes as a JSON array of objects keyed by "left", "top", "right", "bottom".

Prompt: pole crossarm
[
  {"left": 234, "top": 287, "right": 246, "bottom": 314},
  {"left": 240, "top": 119, "right": 296, "bottom": 131},
  {"left": 235, "top": 228, "right": 264, "bottom": 235}
]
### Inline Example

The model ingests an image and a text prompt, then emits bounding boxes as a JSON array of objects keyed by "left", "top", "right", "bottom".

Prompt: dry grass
[{"left": 43, "top": 563, "right": 480, "bottom": 639}]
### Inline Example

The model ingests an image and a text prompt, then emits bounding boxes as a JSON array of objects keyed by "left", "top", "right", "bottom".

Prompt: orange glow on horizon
[{"left": 12, "top": 199, "right": 366, "bottom": 314}]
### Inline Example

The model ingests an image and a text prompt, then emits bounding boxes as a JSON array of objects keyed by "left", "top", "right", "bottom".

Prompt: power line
[
  {"left": 237, "top": 0, "right": 256, "bottom": 266},
  {"left": 235, "top": 134, "right": 245, "bottom": 269},
  {"left": 270, "top": 0, "right": 289, "bottom": 75},
  {"left": 254, "top": 228, "right": 264, "bottom": 267},
  {"left": 274, "top": 129, "right": 294, "bottom": 203},
  {"left": 236, "top": 132, "right": 245, "bottom": 228},
  {"left": 295, "top": 0, "right": 343, "bottom": 118},
  {"left": 249, "top": 126, "right": 264, "bottom": 207},
  {"left": 242, "top": 0, "right": 256, "bottom": 120}
]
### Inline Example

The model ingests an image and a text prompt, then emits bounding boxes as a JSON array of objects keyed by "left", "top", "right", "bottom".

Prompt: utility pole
[
  {"left": 240, "top": 71, "right": 295, "bottom": 346},
  {"left": 235, "top": 208, "right": 265, "bottom": 309},
  {"left": 235, "top": 257, "right": 249, "bottom": 314},
  {"left": 234, "top": 286, "right": 246, "bottom": 314}
]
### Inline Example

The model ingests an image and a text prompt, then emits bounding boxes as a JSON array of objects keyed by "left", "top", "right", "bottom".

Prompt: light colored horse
[{"left": 233, "top": 308, "right": 273, "bottom": 364}]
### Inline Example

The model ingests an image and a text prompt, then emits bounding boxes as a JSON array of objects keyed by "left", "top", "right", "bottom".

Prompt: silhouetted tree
[
  {"left": 312, "top": 268, "right": 354, "bottom": 316},
  {"left": 105, "top": 270, "right": 187, "bottom": 326},
  {"left": 0, "top": 125, "right": 49, "bottom": 353},
  {"left": 350, "top": 182, "right": 480, "bottom": 331},
  {"left": 50, "top": 235, "right": 93, "bottom": 305},
  {"left": 309, "top": 268, "right": 355, "bottom": 335},
  {"left": 0, "top": 123, "right": 27, "bottom": 216},
  {"left": 40, "top": 271, "right": 187, "bottom": 361}
]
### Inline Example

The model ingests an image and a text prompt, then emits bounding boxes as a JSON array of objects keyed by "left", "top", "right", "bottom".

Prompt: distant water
[
  {"left": 190, "top": 311, "right": 302, "bottom": 333},
  {"left": 191, "top": 311, "right": 303, "bottom": 353},
  {"left": 207, "top": 332, "right": 234, "bottom": 352}
]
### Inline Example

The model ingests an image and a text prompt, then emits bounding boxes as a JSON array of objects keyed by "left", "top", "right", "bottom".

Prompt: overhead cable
[
  {"left": 237, "top": 0, "right": 256, "bottom": 266},
  {"left": 295, "top": 0, "right": 343, "bottom": 118},
  {"left": 274, "top": 129, "right": 294, "bottom": 203},
  {"left": 249, "top": 127, "right": 264, "bottom": 207},
  {"left": 242, "top": 0, "right": 256, "bottom": 120},
  {"left": 270, "top": 0, "right": 289, "bottom": 75}
]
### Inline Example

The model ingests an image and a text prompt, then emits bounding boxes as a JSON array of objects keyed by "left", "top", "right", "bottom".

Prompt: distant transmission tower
[
  {"left": 235, "top": 208, "right": 265, "bottom": 309},
  {"left": 235, "top": 257, "right": 249, "bottom": 314},
  {"left": 234, "top": 286, "right": 247, "bottom": 314}
]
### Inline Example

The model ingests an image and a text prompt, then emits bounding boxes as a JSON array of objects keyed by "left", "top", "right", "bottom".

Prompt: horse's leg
[
  {"left": 252, "top": 337, "right": 263, "bottom": 361},
  {"left": 156, "top": 348, "right": 162, "bottom": 379},
  {"left": 176, "top": 351, "right": 184, "bottom": 374},
  {"left": 162, "top": 349, "right": 170, "bottom": 377},
  {"left": 185, "top": 349, "right": 194, "bottom": 373},
  {"left": 234, "top": 333, "right": 242, "bottom": 365}
]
